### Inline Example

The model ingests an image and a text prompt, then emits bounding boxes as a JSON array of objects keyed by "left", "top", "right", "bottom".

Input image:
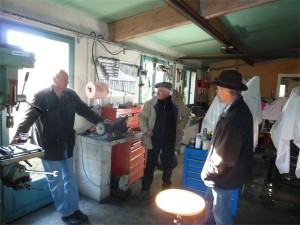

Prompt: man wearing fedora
[
  {"left": 201, "top": 70, "right": 253, "bottom": 225},
  {"left": 139, "top": 82, "right": 190, "bottom": 197}
]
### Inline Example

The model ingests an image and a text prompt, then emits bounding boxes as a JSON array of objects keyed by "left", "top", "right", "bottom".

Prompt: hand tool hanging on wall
[
  {"left": 97, "top": 56, "right": 120, "bottom": 78},
  {"left": 99, "top": 79, "right": 136, "bottom": 94},
  {"left": 119, "top": 63, "right": 139, "bottom": 77}
]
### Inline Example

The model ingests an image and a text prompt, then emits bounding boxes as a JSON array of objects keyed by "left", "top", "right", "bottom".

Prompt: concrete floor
[{"left": 7, "top": 145, "right": 300, "bottom": 225}]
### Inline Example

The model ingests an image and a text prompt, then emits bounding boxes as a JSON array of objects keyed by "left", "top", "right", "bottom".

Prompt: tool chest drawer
[
  {"left": 182, "top": 147, "right": 240, "bottom": 216},
  {"left": 101, "top": 107, "right": 130, "bottom": 118},
  {"left": 130, "top": 151, "right": 145, "bottom": 169},
  {"left": 111, "top": 138, "right": 146, "bottom": 185},
  {"left": 186, "top": 170, "right": 202, "bottom": 180},
  {"left": 185, "top": 177, "right": 207, "bottom": 190},
  {"left": 186, "top": 158, "right": 205, "bottom": 169},
  {"left": 185, "top": 149, "right": 208, "bottom": 161},
  {"left": 186, "top": 164, "right": 204, "bottom": 173},
  {"left": 129, "top": 169, "right": 144, "bottom": 186},
  {"left": 131, "top": 139, "right": 142, "bottom": 150},
  {"left": 182, "top": 147, "right": 208, "bottom": 194},
  {"left": 101, "top": 106, "right": 141, "bottom": 131}
]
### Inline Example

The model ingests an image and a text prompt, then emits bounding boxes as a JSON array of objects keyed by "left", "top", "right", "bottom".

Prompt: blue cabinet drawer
[
  {"left": 186, "top": 158, "right": 205, "bottom": 168},
  {"left": 185, "top": 187, "right": 206, "bottom": 198},
  {"left": 185, "top": 178, "right": 207, "bottom": 191},
  {"left": 186, "top": 170, "right": 201, "bottom": 180},
  {"left": 187, "top": 165, "right": 202, "bottom": 173},
  {"left": 183, "top": 146, "right": 240, "bottom": 216},
  {"left": 185, "top": 148, "right": 208, "bottom": 161}
]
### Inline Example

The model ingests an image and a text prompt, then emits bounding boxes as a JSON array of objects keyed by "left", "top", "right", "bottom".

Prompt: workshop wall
[
  {"left": 1, "top": 0, "right": 145, "bottom": 132},
  {"left": 207, "top": 58, "right": 300, "bottom": 103}
]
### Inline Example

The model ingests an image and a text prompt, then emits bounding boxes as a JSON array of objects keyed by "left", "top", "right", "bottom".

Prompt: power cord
[{"left": 79, "top": 135, "right": 111, "bottom": 189}]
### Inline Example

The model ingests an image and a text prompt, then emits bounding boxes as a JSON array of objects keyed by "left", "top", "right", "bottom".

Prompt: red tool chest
[
  {"left": 101, "top": 106, "right": 141, "bottom": 131},
  {"left": 111, "top": 138, "right": 147, "bottom": 186},
  {"left": 101, "top": 106, "right": 146, "bottom": 187}
]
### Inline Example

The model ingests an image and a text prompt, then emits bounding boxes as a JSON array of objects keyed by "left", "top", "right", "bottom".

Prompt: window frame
[
  {"left": 0, "top": 19, "right": 75, "bottom": 87},
  {"left": 182, "top": 65, "right": 197, "bottom": 106},
  {"left": 139, "top": 55, "right": 166, "bottom": 103},
  {"left": 0, "top": 19, "right": 75, "bottom": 145}
]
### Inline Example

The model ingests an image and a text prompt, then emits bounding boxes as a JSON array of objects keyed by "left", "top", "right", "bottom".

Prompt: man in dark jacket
[
  {"left": 201, "top": 70, "right": 253, "bottom": 225},
  {"left": 12, "top": 69, "right": 112, "bottom": 225},
  {"left": 139, "top": 82, "right": 190, "bottom": 197}
]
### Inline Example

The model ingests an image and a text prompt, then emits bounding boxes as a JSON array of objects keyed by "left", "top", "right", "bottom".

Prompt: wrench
[{"left": 22, "top": 169, "right": 58, "bottom": 177}]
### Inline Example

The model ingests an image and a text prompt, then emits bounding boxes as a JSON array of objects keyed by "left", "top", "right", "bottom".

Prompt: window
[
  {"left": 139, "top": 55, "right": 166, "bottom": 103},
  {"left": 182, "top": 66, "right": 197, "bottom": 105},
  {"left": 279, "top": 84, "right": 286, "bottom": 97},
  {"left": 0, "top": 19, "right": 74, "bottom": 180}
]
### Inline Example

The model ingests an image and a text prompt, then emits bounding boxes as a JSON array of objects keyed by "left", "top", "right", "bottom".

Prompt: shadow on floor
[{"left": 8, "top": 145, "right": 300, "bottom": 225}]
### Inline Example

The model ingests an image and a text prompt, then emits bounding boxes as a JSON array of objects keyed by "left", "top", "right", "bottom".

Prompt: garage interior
[{"left": 0, "top": 0, "right": 299, "bottom": 225}]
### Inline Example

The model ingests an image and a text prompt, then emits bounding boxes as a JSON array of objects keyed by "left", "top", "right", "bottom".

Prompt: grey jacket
[{"left": 139, "top": 95, "right": 191, "bottom": 149}]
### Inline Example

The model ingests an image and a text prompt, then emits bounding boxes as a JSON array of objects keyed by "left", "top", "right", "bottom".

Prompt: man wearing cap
[
  {"left": 201, "top": 70, "right": 253, "bottom": 225},
  {"left": 139, "top": 81, "right": 190, "bottom": 197}
]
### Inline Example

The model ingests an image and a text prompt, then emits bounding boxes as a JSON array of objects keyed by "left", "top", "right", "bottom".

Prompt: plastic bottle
[
  {"left": 195, "top": 133, "right": 202, "bottom": 149},
  {"left": 202, "top": 128, "right": 209, "bottom": 150},
  {"left": 202, "top": 128, "right": 207, "bottom": 141}
]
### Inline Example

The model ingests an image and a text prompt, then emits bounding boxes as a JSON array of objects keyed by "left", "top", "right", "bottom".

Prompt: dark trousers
[{"left": 141, "top": 139, "right": 175, "bottom": 191}]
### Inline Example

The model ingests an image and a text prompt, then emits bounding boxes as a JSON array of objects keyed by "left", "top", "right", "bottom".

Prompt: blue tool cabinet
[{"left": 182, "top": 147, "right": 239, "bottom": 216}]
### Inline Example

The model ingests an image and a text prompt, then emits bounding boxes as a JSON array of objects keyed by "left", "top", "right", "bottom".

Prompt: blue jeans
[
  {"left": 42, "top": 156, "right": 79, "bottom": 217},
  {"left": 202, "top": 187, "right": 233, "bottom": 225}
]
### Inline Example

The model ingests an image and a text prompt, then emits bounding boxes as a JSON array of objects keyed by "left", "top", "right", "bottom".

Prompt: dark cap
[
  {"left": 213, "top": 70, "right": 248, "bottom": 91},
  {"left": 155, "top": 82, "right": 173, "bottom": 91}
]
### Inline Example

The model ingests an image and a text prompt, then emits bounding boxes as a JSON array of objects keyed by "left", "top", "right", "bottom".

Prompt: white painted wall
[{"left": 1, "top": 0, "right": 142, "bottom": 131}]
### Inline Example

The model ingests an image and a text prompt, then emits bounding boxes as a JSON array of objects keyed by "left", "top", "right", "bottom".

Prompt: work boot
[
  {"left": 162, "top": 181, "right": 172, "bottom": 190},
  {"left": 74, "top": 210, "right": 88, "bottom": 222},
  {"left": 139, "top": 190, "right": 151, "bottom": 199},
  {"left": 61, "top": 213, "right": 81, "bottom": 225}
]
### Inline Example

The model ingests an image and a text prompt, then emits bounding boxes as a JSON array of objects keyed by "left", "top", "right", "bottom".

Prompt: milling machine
[{"left": 0, "top": 44, "right": 49, "bottom": 224}]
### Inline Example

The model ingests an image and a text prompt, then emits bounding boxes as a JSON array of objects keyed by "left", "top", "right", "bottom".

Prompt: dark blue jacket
[
  {"left": 15, "top": 87, "right": 103, "bottom": 160},
  {"left": 201, "top": 96, "right": 254, "bottom": 189}
]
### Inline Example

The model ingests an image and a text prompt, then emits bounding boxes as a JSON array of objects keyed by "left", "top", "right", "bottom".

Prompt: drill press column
[{"left": 0, "top": 44, "right": 35, "bottom": 145}]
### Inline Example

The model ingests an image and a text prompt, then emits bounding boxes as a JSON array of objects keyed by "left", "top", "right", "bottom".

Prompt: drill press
[
  {"left": 0, "top": 43, "right": 35, "bottom": 145},
  {"left": 0, "top": 43, "right": 38, "bottom": 224}
]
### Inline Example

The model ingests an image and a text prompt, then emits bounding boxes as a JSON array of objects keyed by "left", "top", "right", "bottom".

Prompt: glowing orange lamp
[{"left": 156, "top": 189, "right": 206, "bottom": 225}]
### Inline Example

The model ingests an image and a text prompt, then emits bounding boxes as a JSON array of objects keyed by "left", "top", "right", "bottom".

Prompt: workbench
[
  {"left": 74, "top": 131, "right": 145, "bottom": 202},
  {"left": 0, "top": 144, "right": 45, "bottom": 224}
]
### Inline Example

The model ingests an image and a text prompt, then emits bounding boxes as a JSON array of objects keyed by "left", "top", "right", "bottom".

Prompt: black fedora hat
[{"left": 213, "top": 70, "right": 248, "bottom": 91}]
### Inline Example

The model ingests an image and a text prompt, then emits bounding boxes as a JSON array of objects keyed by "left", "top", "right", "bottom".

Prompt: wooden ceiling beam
[
  {"left": 202, "top": 0, "right": 277, "bottom": 19},
  {"left": 164, "top": 0, "right": 240, "bottom": 47},
  {"left": 108, "top": 6, "right": 191, "bottom": 43},
  {"left": 108, "top": 0, "right": 276, "bottom": 44},
  {"left": 164, "top": 0, "right": 254, "bottom": 65}
]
